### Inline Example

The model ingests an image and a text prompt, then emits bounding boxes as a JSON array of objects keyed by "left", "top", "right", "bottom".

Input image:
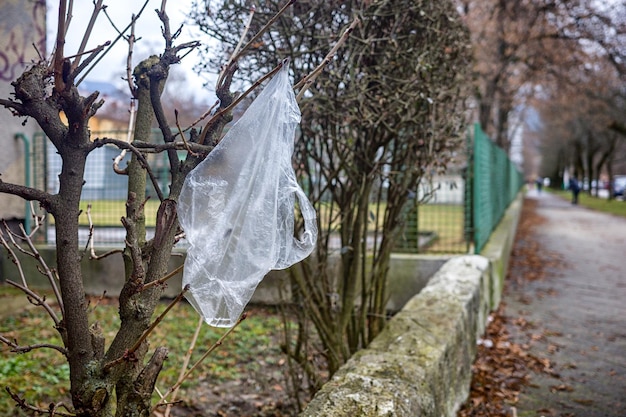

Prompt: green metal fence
[
  {"left": 396, "top": 121, "right": 524, "bottom": 255},
  {"left": 18, "top": 124, "right": 521, "bottom": 252},
  {"left": 396, "top": 171, "right": 469, "bottom": 254},
  {"left": 470, "top": 123, "right": 524, "bottom": 253}
]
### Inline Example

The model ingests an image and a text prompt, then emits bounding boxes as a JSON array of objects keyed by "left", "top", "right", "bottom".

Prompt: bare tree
[
  {"left": 191, "top": 0, "right": 473, "bottom": 404},
  {"left": 459, "top": 0, "right": 626, "bottom": 153},
  {"left": 0, "top": 1, "right": 316, "bottom": 415},
  {"left": 535, "top": 66, "right": 626, "bottom": 193}
]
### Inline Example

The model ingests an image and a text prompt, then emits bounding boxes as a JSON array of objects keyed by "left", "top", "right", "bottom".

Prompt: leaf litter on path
[{"left": 458, "top": 198, "right": 563, "bottom": 417}]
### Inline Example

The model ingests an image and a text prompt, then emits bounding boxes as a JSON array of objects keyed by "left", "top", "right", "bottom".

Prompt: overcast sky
[{"left": 46, "top": 1, "right": 215, "bottom": 98}]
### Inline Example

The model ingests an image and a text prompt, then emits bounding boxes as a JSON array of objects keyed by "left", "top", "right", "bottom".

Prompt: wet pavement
[{"left": 505, "top": 190, "right": 626, "bottom": 417}]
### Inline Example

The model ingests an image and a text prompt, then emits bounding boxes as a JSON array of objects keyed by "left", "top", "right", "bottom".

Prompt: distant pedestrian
[
  {"left": 535, "top": 177, "right": 543, "bottom": 193},
  {"left": 569, "top": 177, "right": 580, "bottom": 204}
]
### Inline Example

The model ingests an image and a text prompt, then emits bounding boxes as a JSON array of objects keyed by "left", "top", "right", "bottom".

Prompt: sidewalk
[{"left": 504, "top": 190, "right": 626, "bottom": 416}]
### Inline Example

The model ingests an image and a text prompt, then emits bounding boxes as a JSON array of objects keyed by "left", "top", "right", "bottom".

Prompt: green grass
[
  {"left": 549, "top": 189, "right": 626, "bottom": 218},
  {"left": 418, "top": 204, "right": 466, "bottom": 253},
  {"left": 78, "top": 200, "right": 161, "bottom": 227},
  {"left": 0, "top": 289, "right": 287, "bottom": 415},
  {"left": 318, "top": 201, "right": 467, "bottom": 254}
]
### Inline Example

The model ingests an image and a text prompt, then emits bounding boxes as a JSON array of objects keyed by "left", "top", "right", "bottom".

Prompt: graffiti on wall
[{"left": 0, "top": 0, "right": 46, "bottom": 82}]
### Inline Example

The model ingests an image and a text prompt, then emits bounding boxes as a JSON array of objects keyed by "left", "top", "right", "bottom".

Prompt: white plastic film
[{"left": 177, "top": 64, "right": 317, "bottom": 327}]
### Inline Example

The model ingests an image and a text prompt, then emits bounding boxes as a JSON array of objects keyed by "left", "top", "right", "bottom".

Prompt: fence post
[{"left": 464, "top": 128, "right": 474, "bottom": 254}]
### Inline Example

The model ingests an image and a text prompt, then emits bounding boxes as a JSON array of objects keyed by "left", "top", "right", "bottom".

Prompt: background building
[{"left": 0, "top": 0, "right": 47, "bottom": 229}]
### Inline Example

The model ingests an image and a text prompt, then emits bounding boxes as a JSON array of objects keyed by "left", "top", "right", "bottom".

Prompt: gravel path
[{"left": 505, "top": 190, "right": 626, "bottom": 417}]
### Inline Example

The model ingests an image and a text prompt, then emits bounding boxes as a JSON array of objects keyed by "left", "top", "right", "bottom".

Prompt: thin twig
[
  {"left": 64, "top": 0, "right": 74, "bottom": 37},
  {"left": 70, "top": 40, "right": 112, "bottom": 87},
  {"left": 5, "top": 387, "right": 75, "bottom": 417},
  {"left": 217, "top": 5, "right": 257, "bottom": 87},
  {"left": 77, "top": 0, "right": 151, "bottom": 85},
  {"left": 295, "top": 17, "right": 360, "bottom": 101},
  {"left": 65, "top": 43, "right": 110, "bottom": 61},
  {"left": 174, "top": 110, "right": 199, "bottom": 156},
  {"left": 17, "top": 224, "right": 65, "bottom": 316},
  {"left": 26, "top": 201, "right": 45, "bottom": 239},
  {"left": 86, "top": 204, "right": 123, "bottom": 260},
  {"left": 218, "top": 0, "right": 295, "bottom": 89},
  {"left": 199, "top": 60, "right": 287, "bottom": 145},
  {"left": 6, "top": 280, "right": 60, "bottom": 327},
  {"left": 164, "top": 315, "right": 204, "bottom": 417},
  {"left": 140, "top": 264, "right": 184, "bottom": 291},
  {"left": 126, "top": 16, "right": 137, "bottom": 96},
  {"left": 113, "top": 98, "right": 137, "bottom": 174},
  {"left": 2, "top": 221, "right": 63, "bottom": 316},
  {"left": 178, "top": 100, "right": 220, "bottom": 138},
  {"left": 72, "top": 0, "right": 104, "bottom": 70},
  {"left": 87, "top": 291, "right": 108, "bottom": 314},
  {"left": 0, "top": 334, "right": 67, "bottom": 355},
  {"left": 153, "top": 313, "right": 248, "bottom": 411},
  {"left": 0, "top": 224, "right": 28, "bottom": 287},
  {"left": 90, "top": 248, "right": 123, "bottom": 260},
  {"left": 81, "top": 203, "right": 96, "bottom": 258},
  {"left": 2, "top": 222, "right": 34, "bottom": 254}
]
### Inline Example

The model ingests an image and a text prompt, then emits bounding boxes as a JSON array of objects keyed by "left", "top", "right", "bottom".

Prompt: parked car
[{"left": 612, "top": 176, "right": 626, "bottom": 198}]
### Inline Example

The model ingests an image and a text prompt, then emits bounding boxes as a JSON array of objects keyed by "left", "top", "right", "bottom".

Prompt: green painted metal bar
[{"left": 14, "top": 133, "right": 31, "bottom": 234}]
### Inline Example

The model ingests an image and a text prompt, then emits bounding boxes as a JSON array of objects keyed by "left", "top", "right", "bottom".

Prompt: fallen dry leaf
[{"left": 550, "top": 384, "right": 574, "bottom": 393}]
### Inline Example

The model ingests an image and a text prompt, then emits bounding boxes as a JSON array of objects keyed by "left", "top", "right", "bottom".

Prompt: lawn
[
  {"left": 418, "top": 204, "right": 467, "bottom": 253},
  {"left": 0, "top": 291, "right": 289, "bottom": 415},
  {"left": 550, "top": 189, "right": 626, "bottom": 218},
  {"left": 78, "top": 200, "right": 161, "bottom": 227}
]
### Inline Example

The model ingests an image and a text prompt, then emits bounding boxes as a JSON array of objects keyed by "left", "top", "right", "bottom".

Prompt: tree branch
[
  {"left": 295, "top": 17, "right": 360, "bottom": 101},
  {"left": 0, "top": 334, "right": 67, "bottom": 356},
  {"left": 217, "top": 0, "right": 295, "bottom": 89},
  {"left": 0, "top": 180, "right": 54, "bottom": 210},
  {"left": 72, "top": 0, "right": 105, "bottom": 71},
  {"left": 0, "top": 98, "right": 27, "bottom": 115},
  {"left": 91, "top": 137, "right": 165, "bottom": 202},
  {"left": 5, "top": 280, "right": 61, "bottom": 327},
  {"left": 198, "top": 60, "right": 286, "bottom": 145},
  {"left": 6, "top": 387, "right": 75, "bottom": 417}
]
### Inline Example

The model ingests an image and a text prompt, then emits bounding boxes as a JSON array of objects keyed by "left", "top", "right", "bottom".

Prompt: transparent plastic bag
[{"left": 177, "top": 64, "right": 317, "bottom": 327}]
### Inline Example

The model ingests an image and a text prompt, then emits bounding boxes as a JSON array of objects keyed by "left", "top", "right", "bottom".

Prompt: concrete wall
[
  {"left": 300, "top": 192, "right": 523, "bottom": 417},
  {"left": 0, "top": 247, "right": 449, "bottom": 311}
]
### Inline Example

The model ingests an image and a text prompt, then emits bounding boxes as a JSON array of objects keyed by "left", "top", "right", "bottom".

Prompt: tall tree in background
[
  {"left": 459, "top": 0, "right": 625, "bottom": 157},
  {"left": 191, "top": 0, "right": 472, "bottom": 399},
  {"left": 461, "top": 0, "right": 568, "bottom": 151},
  {"left": 520, "top": 0, "right": 626, "bottom": 188},
  {"left": 535, "top": 61, "right": 626, "bottom": 192}
]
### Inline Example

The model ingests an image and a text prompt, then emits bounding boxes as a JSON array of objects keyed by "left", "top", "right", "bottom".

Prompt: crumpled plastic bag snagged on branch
[{"left": 177, "top": 63, "right": 318, "bottom": 328}]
